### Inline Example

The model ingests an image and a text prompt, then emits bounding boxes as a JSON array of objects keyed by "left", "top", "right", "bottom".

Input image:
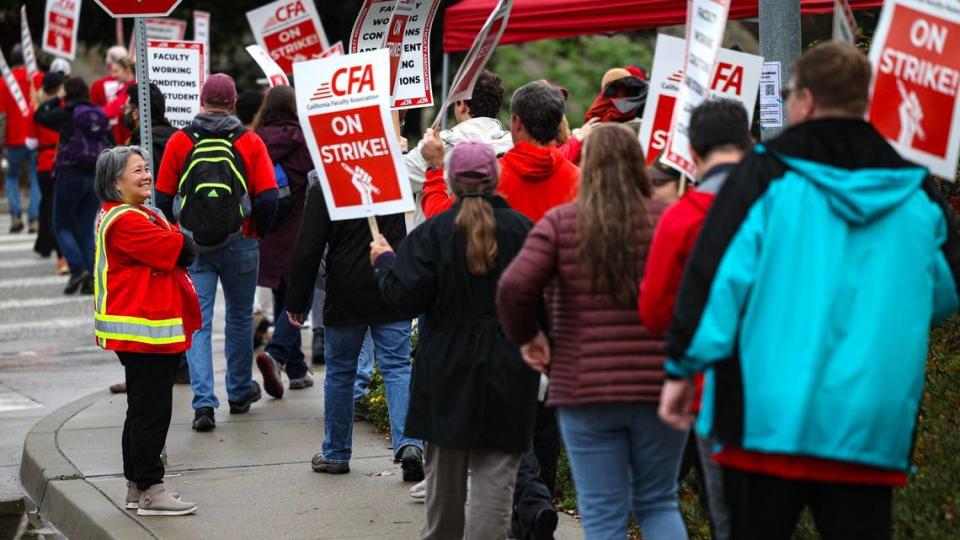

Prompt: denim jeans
[
  {"left": 265, "top": 278, "right": 310, "bottom": 379},
  {"left": 322, "top": 320, "right": 421, "bottom": 463},
  {"left": 557, "top": 403, "right": 689, "bottom": 540},
  {"left": 352, "top": 330, "right": 375, "bottom": 402},
  {"left": 52, "top": 170, "right": 97, "bottom": 275},
  {"left": 4, "top": 145, "right": 39, "bottom": 220},
  {"left": 186, "top": 236, "right": 259, "bottom": 410}
]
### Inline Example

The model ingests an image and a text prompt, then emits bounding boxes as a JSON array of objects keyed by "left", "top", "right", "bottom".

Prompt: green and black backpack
[{"left": 174, "top": 127, "right": 252, "bottom": 251}]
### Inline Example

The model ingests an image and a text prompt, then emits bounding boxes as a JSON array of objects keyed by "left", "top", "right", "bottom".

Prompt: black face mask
[{"left": 122, "top": 108, "right": 137, "bottom": 131}]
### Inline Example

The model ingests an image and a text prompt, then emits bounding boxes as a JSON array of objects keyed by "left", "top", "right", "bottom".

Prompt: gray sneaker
[
  {"left": 125, "top": 481, "right": 179, "bottom": 509},
  {"left": 311, "top": 453, "right": 350, "bottom": 474},
  {"left": 289, "top": 371, "right": 314, "bottom": 390},
  {"left": 136, "top": 484, "right": 197, "bottom": 516}
]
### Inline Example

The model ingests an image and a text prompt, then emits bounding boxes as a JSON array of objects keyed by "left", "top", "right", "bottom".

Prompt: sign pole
[{"left": 133, "top": 17, "right": 155, "bottom": 206}]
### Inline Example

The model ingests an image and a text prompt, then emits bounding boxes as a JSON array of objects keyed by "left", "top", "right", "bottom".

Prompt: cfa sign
[
  {"left": 93, "top": 0, "right": 183, "bottom": 18},
  {"left": 246, "top": 0, "right": 330, "bottom": 74}
]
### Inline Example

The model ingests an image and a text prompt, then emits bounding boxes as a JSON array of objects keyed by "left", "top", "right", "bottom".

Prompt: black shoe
[
  {"left": 311, "top": 453, "right": 350, "bottom": 474},
  {"left": 63, "top": 270, "right": 90, "bottom": 295},
  {"left": 399, "top": 445, "right": 424, "bottom": 482},
  {"left": 9, "top": 217, "right": 23, "bottom": 233},
  {"left": 192, "top": 407, "right": 215, "bottom": 432},
  {"left": 353, "top": 399, "right": 368, "bottom": 422},
  {"left": 533, "top": 508, "right": 558, "bottom": 540},
  {"left": 174, "top": 359, "right": 191, "bottom": 384},
  {"left": 228, "top": 381, "right": 262, "bottom": 414},
  {"left": 79, "top": 275, "right": 94, "bottom": 295}
]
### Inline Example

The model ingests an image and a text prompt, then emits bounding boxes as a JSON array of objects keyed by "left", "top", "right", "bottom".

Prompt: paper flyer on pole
[
  {"left": 247, "top": 0, "right": 330, "bottom": 75},
  {"left": 21, "top": 7, "right": 40, "bottom": 79},
  {"left": 759, "top": 61, "right": 783, "bottom": 128},
  {"left": 383, "top": 0, "right": 440, "bottom": 109},
  {"left": 193, "top": 11, "right": 211, "bottom": 76},
  {"left": 293, "top": 49, "right": 414, "bottom": 221},
  {"left": 246, "top": 44, "right": 289, "bottom": 87},
  {"left": 43, "top": 0, "right": 82, "bottom": 61},
  {"left": 868, "top": 0, "right": 960, "bottom": 180},
  {"left": 663, "top": 0, "right": 733, "bottom": 176},
  {"left": 833, "top": 0, "right": 858, "bottom": 43},
  {"left": 638, "top": 34, "right": 762, "bottom": 166},
  {"left": 147, "top": 40, "right": 205, "bottom": 129},
  {"left": 0, "top": 50, "right": 30, "bottom": 118},
  {"left": 350, "top": 0, "right": 398, "bottom": 54},
  {"left": 432, "top": 0, "right": 514, "bottom": 129}
]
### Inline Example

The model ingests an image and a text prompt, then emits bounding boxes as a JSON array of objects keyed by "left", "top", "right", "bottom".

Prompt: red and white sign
[
  {"left": 193, "top": 11, "right": 211, "bottom": 76},
  {"left": 833, "top": 0, "right": 858, "bottom": 43},
  {"left": 869, "top": 0, "right": 960, "bottom": 179},
  {"left": 246, "top": 44, "right": 289, "bottom": 87},
  {"left": 384, "top": 0, "right": 440, "bottom": 109},
  {"left": 148, "top": 40, "right": 205, "bottom": 129},
  {"left": 350, "top": 0, "right": 397, "bottom": 54},
  {"left": 246, "top": 0, "right": 330, "bottom": 75},
  {"left": 146, "top": 18, "right": 187, "bottom": 41},
  {"left": 293, "top": 49, "right": 414, "bottom": 220},
  {"left": 319, "top": 42, "right": 345, "bottom": 58},
  {"left": 0, "top": 50, "right": 30, "bottom": 118},
  {"left": 664, "top": 0, "right": 733, "bottom": 176},
  {"left": 432, "top": 0, "right": 514, "bottom": 128},
  {"left": 21, "top": 7, "right": 39, "bottom": 79},
  {"left": 639, "top": 34, "right": 762, "bottom": 166},
  {"left": 94, "top": 0, "right": 182, "bottom": 18},
  {"left": 43, "top": 0, "right": 82, "bottom": 61}
]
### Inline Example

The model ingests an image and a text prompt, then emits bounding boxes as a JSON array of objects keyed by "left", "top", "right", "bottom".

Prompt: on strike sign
[
  {"left": 43, "top": 0, "right": 82, "bottom": 61},
  {"left": 246, "top": 44, "right": 289, "bottom": 87},
  {"left": 247, "top": 0, "right": 330, "bottom": 75},
  {"left": 148, "top": 41, "right": 205, "bottom": 129},
  {"left": 293, "top": 49, "right": 414, "bottom": 220},
  {"left": 869, "top": 0, "right": 960, "bottom": 179}
]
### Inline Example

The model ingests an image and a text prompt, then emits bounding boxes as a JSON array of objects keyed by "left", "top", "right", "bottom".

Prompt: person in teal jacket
[{"left": 658, "top": 42, "right": 960, "bottom": 539}]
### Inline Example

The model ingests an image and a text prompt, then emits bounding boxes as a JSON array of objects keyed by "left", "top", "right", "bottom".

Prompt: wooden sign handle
[{"left": 367, "top": 215, "right": 380, "bottom": 238}]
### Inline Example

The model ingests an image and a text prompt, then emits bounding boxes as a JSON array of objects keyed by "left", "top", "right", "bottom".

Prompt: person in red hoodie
[
  {"left": 638, "top": 99, "right": 752, "bottom": 540},
  {"left": 89, "top": 46, "right": 130, "bottom": 145},
  {"left": 2, "top": 45, "right": 43, "bottom": 233},
  {"left": 420, "top": 80, "right": 579, "bottom": 223}
]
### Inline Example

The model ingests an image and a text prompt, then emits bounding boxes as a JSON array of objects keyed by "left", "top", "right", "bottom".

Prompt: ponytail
[{"left": 455, "top": 196, "right": 497, "bottom": 275}]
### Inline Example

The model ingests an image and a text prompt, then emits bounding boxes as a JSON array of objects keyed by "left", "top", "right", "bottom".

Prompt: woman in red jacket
[
  {"left": 92, "top": 146, "right": 200, "bottom": 516},
  {"left": 497, "top": 125, "right": 688, "bottom": 539}
]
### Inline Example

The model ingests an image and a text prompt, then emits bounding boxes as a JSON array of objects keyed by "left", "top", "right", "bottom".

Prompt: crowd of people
[{"left": 3, "top": 38, "right": 957, "bottom": 540}]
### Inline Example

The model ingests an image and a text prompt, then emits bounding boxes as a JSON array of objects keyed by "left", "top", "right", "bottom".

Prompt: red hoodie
[
  {"left": 422, "top": 141, "right": 580, "bottom": 222},
  {"left": 1, "top": 67, "right": 42, "bottom": 147}
]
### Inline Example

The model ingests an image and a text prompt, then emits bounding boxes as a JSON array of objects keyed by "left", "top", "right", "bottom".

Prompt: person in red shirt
[
  {"left": 2, "top": 46, "right": 43, "bottom": 233},
  {"left": 155, "top": 73, "right": 278, "bottom": 432},
  {"left": 420, "top": 80, "right": 579, "bottom": 223},
  {"left": 89, "top": 46, "right": 130, "bottom": 146}
]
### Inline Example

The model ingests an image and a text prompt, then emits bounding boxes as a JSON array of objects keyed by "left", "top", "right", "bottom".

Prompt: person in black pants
[{"left": 512, "top": 398, "right": 562, "bottom": 540}]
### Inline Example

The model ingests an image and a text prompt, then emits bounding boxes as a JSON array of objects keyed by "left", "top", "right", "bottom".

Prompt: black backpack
[{"left": 174, "top": 127, "right": 251, "bottom": 251}]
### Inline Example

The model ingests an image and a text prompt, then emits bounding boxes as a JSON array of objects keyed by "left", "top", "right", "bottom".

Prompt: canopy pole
[
  {"left": 440, "top": 52, "right": 450, "bottom": 130},
  {"left": 759, "top": 0, "right": 800, "bottom": 140}
]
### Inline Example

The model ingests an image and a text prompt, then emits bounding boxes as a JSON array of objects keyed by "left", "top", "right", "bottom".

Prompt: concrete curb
[{"left": 19, "top": 390, "right": 154, "bottom": 540}]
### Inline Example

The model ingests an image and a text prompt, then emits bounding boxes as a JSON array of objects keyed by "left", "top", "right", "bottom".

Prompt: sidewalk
[{"left": 20, "top": 366, "right": 583, "bottom": 539}]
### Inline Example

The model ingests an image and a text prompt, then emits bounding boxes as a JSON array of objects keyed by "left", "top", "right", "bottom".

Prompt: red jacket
[
  {"left": 421, "top": 141, "right": 580, "bottom": 222},
  {"left": 1, "top": 67, "right": 42, "bottom": 147},
  {"left": 94, "top": 202, "right": 201, "bottom": 354},
  {"left": 90, "top": 75, "right": 130, "bottom": 145}
]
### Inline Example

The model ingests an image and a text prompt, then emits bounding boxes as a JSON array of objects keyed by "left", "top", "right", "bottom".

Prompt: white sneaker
[
  {"left": 409, "top": 479, "right": 426, "bottom": 500},
  {"left": 137, "top": 484, "right": 197, "bottom": 516}
]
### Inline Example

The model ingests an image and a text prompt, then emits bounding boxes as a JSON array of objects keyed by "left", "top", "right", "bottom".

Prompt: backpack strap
[{"left": 182, "top": 127, "right": 201, "bottom": 144}]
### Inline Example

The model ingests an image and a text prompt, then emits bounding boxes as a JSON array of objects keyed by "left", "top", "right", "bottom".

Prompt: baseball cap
[
  {"left": 201, "top": 73, "right": 238, "bottom": 105},
  {"left": 448, "top": 141, "right": 498, "bottom": 186}
]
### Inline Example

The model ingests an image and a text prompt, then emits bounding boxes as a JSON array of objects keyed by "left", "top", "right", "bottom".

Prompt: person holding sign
[{"left": 657, "top": 43, "right": 960, "bottom": 538}]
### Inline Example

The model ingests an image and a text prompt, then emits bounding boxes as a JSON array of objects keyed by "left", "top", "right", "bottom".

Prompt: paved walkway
[{"left": 20, "top": 365, "right": 583, "bottom": 539}]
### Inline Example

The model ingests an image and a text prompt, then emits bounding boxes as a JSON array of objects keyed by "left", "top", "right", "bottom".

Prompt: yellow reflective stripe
[
  {"left": 94, "top": 205, "right": 146, "bottom": 316},
  {"left": 94, "top": 331, "right": 186, "bottom": 346},
  {"left": 95, "top": 315, "right": 185, "bottom": 344},
  {"left": 177, "top": 157, "right": 246, "bottom": 193},
  {"left": 95, "top": 313, "right": 184, "bottom": 327},
  {"left": 194, "top": 182, "right": 232, "bottom": 193}
]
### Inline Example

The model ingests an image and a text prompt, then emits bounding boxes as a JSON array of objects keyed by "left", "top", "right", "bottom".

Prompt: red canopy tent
[{"left": 443, "top": 0, "right": 883, "bottom": 53}]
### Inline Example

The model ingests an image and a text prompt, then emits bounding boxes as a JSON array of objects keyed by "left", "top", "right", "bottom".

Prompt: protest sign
[
  {"left": 21, "top": 7, "right": 39, "bottom": 79},
  {"left": 833, "top": 0, "right": 858, "bottom": 43},
  {"left": 193, "top": 11, "right": 211, "bottom": 76},
  {"left": 146, "top": 18, "right": 187, "bottom": 40},
  {"left": 43, "top": 0, "right": 82, "bottom": 61},
  {"left": 759, "top": 61, "right": 783, "bottom": 128},
  {"left": 350, "top": 0, "right": 397, "bottom": 54},
  {"left": 246, "top": 44, "right": 289, "bottom": 87},
  {"left": 147, "top": 40, "right": 205, "bottom": 129},
  {"left": 0, "top": 50, "right": 30, "bottom": 118},
  {"left": 432, "top": 0, "right": 514, "bottom": 128},
  {"left": 663, "top": 0, "right": 733, "bottom": 176},
  {"left": 383, "top": 0, "right": 440, "bottom": 109},
  {"left": 293, "top": 49, "right": 414, "bottom": 221},
  {"left": 247, "top": 0, "right": 330, "bottom": 74},
  {"left": 868, "top": 0, "right": 960, "bottom": 179},
  {"left": 319, "top": 41, "right": 345, "bottom": 58},
  {"left": 638, "top": 34, "right": 762, "bottom": 166}
]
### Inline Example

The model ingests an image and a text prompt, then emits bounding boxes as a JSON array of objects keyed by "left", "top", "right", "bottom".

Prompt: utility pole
[{"left": 759, "top": 0, "right": 801, "bottom": 140}]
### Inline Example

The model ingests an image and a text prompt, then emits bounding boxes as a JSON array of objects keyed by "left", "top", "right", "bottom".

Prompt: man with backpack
[{"left": 155, "top": 73, "right": 279, "bottom": 432}]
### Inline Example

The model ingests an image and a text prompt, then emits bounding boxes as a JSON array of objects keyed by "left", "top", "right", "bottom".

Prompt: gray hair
[{"left": 94, "top": 146, "right": 148, "bottom": 203}]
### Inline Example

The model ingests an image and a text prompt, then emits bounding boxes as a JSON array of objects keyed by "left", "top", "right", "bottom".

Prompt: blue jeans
[
  {"left": 5, "top": 145, "right": 39, "bottom": 220},
  {"left": 352, "top": 330, "right": 375, "bottom": 402},
  {"left": 322, "top": 321, "right": 420, "bottom": 463},
  {"left": 265, "top": 278, "right": 310, "bottom": 379},
  {"left": 186, "top": 236, "right": 259, "bottom": 410},
  {"left": 52, "top": 170, "right": 97, "bottom": 275},
  {"left": 557, "top": 403, "right": 689, "bottom": 540}
]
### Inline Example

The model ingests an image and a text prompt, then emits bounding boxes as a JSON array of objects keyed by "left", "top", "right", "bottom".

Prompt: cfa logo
[
  {"left": 311, "top": 64, "right": 375, "bottom": 101},
  {"left": 54, "top": 0, "right": 76, "bottom": 10},
  {"left": 265, "top": 0, "right": 306, "bottom": 28}
]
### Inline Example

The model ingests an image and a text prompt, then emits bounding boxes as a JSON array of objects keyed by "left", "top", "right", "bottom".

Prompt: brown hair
[
  {"left": 452, "top": 175, "right": 498, "bottom": 276},
  {"left": 577, "top": 124, "right": 653, "bottom": 307},
  {"left": 115, "top": 56, "right": 135, "bottom": 72},
  {"left": 251, "top": 85, "right": 298, "bottom": 131},
  {"left": 792, "top": 42, "right": 871, "bottom": 116}
]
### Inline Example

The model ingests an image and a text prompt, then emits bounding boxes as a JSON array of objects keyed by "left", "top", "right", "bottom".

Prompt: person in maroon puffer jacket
[{"left": 497, "top": 124, "right": 688, "bottom": 540}]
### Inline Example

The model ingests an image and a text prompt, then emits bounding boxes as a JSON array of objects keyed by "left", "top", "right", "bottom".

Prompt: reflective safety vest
[{"left": 94, "top": 203, "right": 199, "bottom": 353}]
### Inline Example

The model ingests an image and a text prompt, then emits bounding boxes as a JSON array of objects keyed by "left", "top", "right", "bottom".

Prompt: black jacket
[
  {"left": 286, "top": 182, "right": 412, "bottom": 325},
  {"left": 375, "top": 196, "right": 540, "bottom": 452},
  {"left": 130, "top": 121, "right": 178, "bottom": 175}
]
